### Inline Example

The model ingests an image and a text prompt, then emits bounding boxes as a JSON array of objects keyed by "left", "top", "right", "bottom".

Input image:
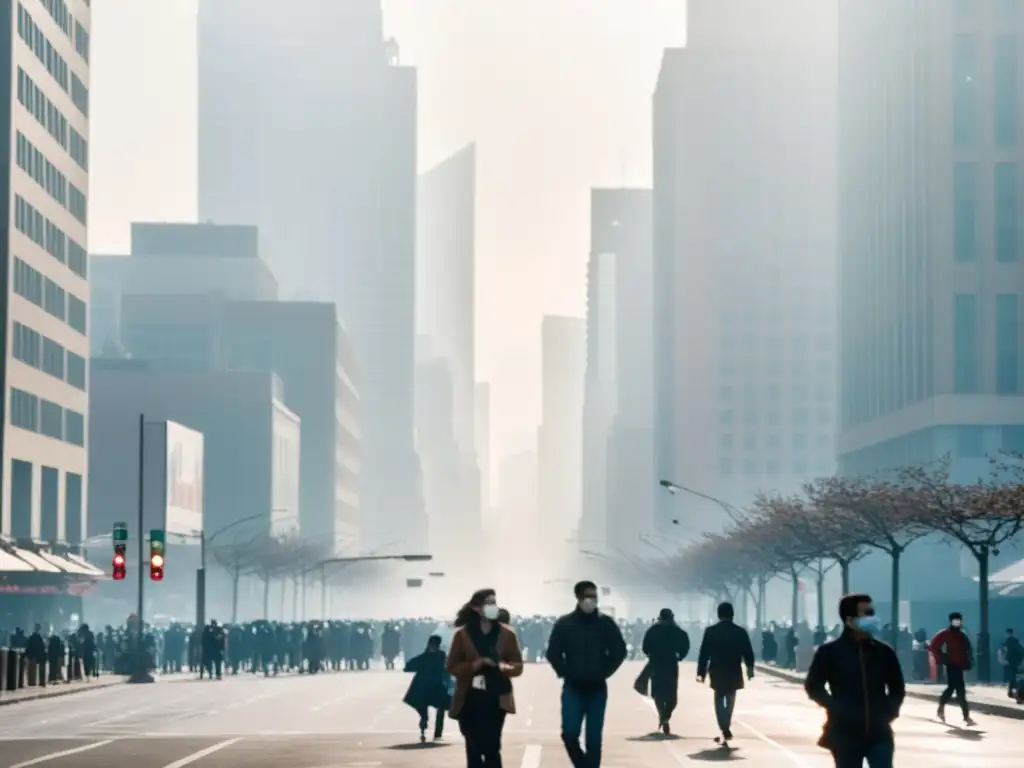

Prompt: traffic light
[
  {"left": 112, "top": 522, "right": 127, "bottom": 581},
  {"left": 149, "top": 529, "right": 165, "bottom": 581}
]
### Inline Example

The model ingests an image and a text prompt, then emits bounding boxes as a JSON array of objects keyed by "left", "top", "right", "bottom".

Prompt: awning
[
  {"left": 37, "top": 552, "right": 93, "bottom": 575},
  {"left": 12, "top": 548, "right": 61, "bottom": 573},
  {"left": 66, "top": 554, "right": 105, "bottom": 577},
  {"left": 986, "top": 557, "right": 1024, "bottom": 586},
  {"left": 0, "top": 548, "right": 34, "bottom": 572}
]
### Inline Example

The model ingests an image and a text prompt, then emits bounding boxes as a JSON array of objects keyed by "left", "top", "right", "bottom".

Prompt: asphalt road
[{"left": 0, "top": 661, "right": 1019, "bottom": 767}]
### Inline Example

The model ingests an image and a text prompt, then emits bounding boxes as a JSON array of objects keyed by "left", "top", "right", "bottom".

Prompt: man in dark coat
[
  {"left": 696, "top": 602, "right": 755, "bottom": 745},
  {"left": 403, "top": 635, "right": 451, "bottom": 742},
  {"left": 640, "top": 609, "right": 690, "bottom": 734}
]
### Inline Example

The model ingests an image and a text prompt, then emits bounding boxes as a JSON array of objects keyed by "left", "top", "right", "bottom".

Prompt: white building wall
[{"left": 3, "top": 0, "right": 91, "bottom": 543}]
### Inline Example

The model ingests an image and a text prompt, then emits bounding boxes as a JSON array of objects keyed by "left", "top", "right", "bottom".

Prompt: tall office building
[
  {"left": 838, "top": 0, "right": 1024, "bottom": 599},
  {"left": 588, "top": 190, "right": 656, "bottom": 551},
  {"left": 2, "top": 1, "right": 91, "bottom": 544},
  {"left": 198, "top": 0, "right": 423, "bottom": 550},
  {"left": 653, "top": 0, "right": 837, "bottom": 528},
  {"left": 538, "top": 316, "right": 585, "bottom": 542},
  {"left": 417, "top": 144, "right": 477, "bottom": 454},
  {"left": 475, "top": 381, "right": 492, "bottom": 516}
]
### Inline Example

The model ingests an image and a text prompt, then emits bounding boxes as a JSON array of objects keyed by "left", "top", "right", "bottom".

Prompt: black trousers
[
  {"left": 418, "top": 706, "right": 445, "bottom": 738},
  {"left": 458, "top": 700, "right": 507, "bottom": 768},
  {"left": 938, "top": 666, "right": 969, "bottom": 718}
]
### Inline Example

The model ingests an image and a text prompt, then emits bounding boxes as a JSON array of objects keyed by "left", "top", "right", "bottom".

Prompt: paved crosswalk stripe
[
  {"left": 160, "top": 738, "right": 242, "bottom": 768},
  {"left": 10, "top": 739, "right": 114, "bottom": 768},
  {"left": 520, "top": 744, "right": 542, "bottom": 768}
]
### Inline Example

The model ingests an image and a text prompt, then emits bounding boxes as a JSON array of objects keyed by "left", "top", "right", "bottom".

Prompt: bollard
[
  {"left": 16, "top": 651, "right": 26, "bottom": 689},
  {"left": 0, "top": 647, "right": 7, "bottom": 692}
]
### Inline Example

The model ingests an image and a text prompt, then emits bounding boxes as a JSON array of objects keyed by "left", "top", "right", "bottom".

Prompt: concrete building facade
[
  {"left": 653, "top": 0, "right": 837, "bottom": 529},
  {"left": 198, "top": 0, "right": 423, "bottom": 552},
  {"left": 1, "top": 0, "right": 91, "bottom": 546},
  {"left": 538, "top": 316, "right": 585, "bottom": 542},
  {"left": 838, "top": 0, "right": 1024, "bottom": 598},
  {"left": 88, "top": 363, "right": 300, "bottom": 618}
]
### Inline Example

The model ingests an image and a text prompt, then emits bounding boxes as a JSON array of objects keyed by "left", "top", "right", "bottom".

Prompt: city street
[{"left": 0, "top": 661, "right": 1019, "bottom": 767}]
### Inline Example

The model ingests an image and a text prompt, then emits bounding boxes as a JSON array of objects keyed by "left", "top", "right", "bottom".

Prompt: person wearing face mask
[
  {"left": 546, "top": 580, "right": 627, "bottom": 768},
  {"left": 928, "top": 612, "right": 976, "bottom": 725},
  {"left": 447, "top": 589, "right": 524, "bottom": 768},
  {"left": 804, "top": 593, "right": 905, "bottom": 768}
]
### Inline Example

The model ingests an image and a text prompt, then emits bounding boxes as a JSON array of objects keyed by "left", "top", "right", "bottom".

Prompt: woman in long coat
[{"left": 404, "top": 635, "right": 452, "bottom": 742}]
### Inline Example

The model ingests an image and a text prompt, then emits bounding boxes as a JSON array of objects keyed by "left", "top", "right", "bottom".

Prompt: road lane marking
[
  {"left": 10, "top": 740, "right": 114, "bottom": 768},
  {"left": 520, "top": 744, "right": 542, "bottom": 768},
  {"left": 737, "top": 719, "right": 816, "bottom": 767},
  {"left": 160, "top": 738, "right": 241, "bottom": 768}
]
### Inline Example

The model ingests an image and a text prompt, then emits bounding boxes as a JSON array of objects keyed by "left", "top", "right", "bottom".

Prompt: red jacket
[{"left": 928, "top": 628, "right": 973, "bottom": 670}]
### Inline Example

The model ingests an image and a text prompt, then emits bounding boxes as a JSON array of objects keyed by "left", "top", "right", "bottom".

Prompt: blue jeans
[
  {"left": 560, "top": 683, "right": 608, "bottom": 768},
  {"left": 713, "top": 691, "right": 736, "bottom": 734},
  {"left": 833, "top": 741, "right": 894, "bottom": 768}
]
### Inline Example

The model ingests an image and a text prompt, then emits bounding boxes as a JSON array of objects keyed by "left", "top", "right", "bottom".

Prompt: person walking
[
  {"left": 546, "top": 580, "right": 627, "bottom": 768},
  {"left": 447, "top": 588, "right": 524, "bottom": 768},
  {"left": 928, "top": 612, "right": 976, "bottom": 725},
  {"left": 997, "top": 628, "right": 1022, "bottom": 700},
  {"left": 641, "top": 608, "right": 690, "bottom": 735},
  {"left": 804, "top": 593, "right": 905, "bottom": 768},
  {"left": 404, "top": 634, "right": 451, "bottom": 742},
  {"left": 696, "top": 601, "right": 755, "bottom": 746}
]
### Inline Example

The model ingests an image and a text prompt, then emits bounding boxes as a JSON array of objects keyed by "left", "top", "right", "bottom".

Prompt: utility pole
[{"left": 129, "top": 414, "right": 154, "bottom": 684}]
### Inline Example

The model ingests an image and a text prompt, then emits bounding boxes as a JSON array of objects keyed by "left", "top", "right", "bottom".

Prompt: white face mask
[
  {"left": 482, "top": 604, "right": 500, "bottom": 621},
  {"left": 951, "top": 620, "right": 962, "bottom": 629},
  {"left": 579, "top": 598, "right": 598, "bottom": 614}
]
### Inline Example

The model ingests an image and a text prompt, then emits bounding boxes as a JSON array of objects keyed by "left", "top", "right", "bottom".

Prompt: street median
[{"left": 755, "top": 663, "right": 1024, "bottom": 721}]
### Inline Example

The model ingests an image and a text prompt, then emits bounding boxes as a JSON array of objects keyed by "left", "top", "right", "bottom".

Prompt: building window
[
  {"left": 719, "top": 410, "right": 734, "bottom": 426},
  {"left": 954, "top": 163, "right": 977, "bottom": 262},
  {"left": 743, "top": 458, "right": 757, "bottom": 475},
  {"left": 70, "top": 72, "right": 88, "bottom": 116},
  {"left": 64, "top": 409, "right": 84, "bottom": 446},
  {"left": 65, "top": 472, "right": 83, "bottom": 546},
  {"left": 12, "top": 322, "right": 41, "bottom": 368},
  {"left": 10, "top": 388, "right": 39, "bottom": 431},
  {"left": 793, "top": 408, "right": 809, "bottom": 425},
  {"left": 40, "top": 399, "right": 63, "bottom": 439},
  {"left": 996, "top": 163, "right": 1018, "bottom": 262},
  {"left": 719, "top": 434, "right": 734, "bottom": 450},
  {"left": 44, "top": 278, "right": 66, "bottom": 320},
  {"left": 74, "top": 20, "right": 89, "bottom": 63},
  {"left": 69, "top": 127, "right": 88, "bottom": 170},
  {"left": 68, "top": 184, "right": 87, "bottom": 224},
  {"left": 718, "top": 457, "right": 733, "bottom": 475},
  {"left": 766, "top": 460, "right": 780, "bottom": 475},
  {"left": 15, "top": 132, "right": 69, "bottom": 208},
  {"left": 954, "top": 35, "right": 978, "bottom": 147},
  {"left": 995, "top": 36, "right": 1018, "bottom": 146},
  {"left": 68, "top": 239, "right": 86, "bottom": 278},
  {"left": 954, "top": 293, "right": 979, "bottom": 393},
  {"left": 792, "top": 458, "right": 809, "bottom": 475},
  {"left": 68, "top": 294, "right": 86, "bottom": 334},
  {"left": 13, "top": 257, "right": 43, "bottom": 305},
  {"left": 42, "top": 337, "right": 64, "bottom": 380},
  {"left": 743, "top": 408, "right": 757, "bottom": 426},
  {"left": 996, "top": 294, "right": 1019, "bottom": 394},
  {"left": 14, "top": 196, "right": 85, "bottom": 279},
  {"left": 743, "top": 434, "right": 757, "bottom": 451},
  {"left": 67, "top": 352, "right": 86, "bottom": 390},
  {"left": 16, "top": 68, "right": 69, "bottom": 151},
  {"left": 766, "top": 434, "right": 781, "bottom": 450},
  {"left": 793, "top": 433, "right": 808, "bottom": 451},
  {"left": 16, "top": 4, "right": 70, "bottom": 92},
  {"left": 956, "top": 426, "right": 985, "bottom": 458}
]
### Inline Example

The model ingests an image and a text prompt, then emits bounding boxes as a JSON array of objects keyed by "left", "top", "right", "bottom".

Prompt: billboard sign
[{"left": 143, "top": 420, "right": 204, "bottom": 537}]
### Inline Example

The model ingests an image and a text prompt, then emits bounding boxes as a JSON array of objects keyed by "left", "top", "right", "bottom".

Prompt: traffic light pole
[{"left": 129, "top": 414, "right": 154, "bottom": 684}]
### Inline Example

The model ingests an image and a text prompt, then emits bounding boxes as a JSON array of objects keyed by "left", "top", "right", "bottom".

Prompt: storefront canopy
[{"left": 0, "top": 548, "right": 34, "bottom": 572}]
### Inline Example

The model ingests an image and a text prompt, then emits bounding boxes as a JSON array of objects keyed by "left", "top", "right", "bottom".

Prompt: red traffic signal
[
  {"left": 112, "top": 553, "right": 126, "bottom": 581},
  {"left": 149, "top": 553, "right": 164, "bottom": 581}
]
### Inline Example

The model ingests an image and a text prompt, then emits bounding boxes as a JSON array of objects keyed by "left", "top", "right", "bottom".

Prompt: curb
[
  {"left": 0, "top": 678, "right": 126, "bottom": 707},
  {"left": 755, "top": 663, "right": 1024, "bottom": 721}
]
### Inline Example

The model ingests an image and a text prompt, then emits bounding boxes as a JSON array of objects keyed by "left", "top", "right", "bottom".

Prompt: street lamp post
[{"left": 659, "top": 479, "right": 746, "bottom": 523}]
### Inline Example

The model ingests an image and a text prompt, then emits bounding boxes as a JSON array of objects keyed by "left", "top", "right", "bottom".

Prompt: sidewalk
[
  {"left": 0, "top": 675, "right": 127, "bottom": 706},
  {"left": 755, "top": 663, "right": 1024, "bottom": 721}
]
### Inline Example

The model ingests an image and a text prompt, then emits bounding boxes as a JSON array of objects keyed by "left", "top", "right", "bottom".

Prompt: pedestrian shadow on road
[
  {"left": 685, "top": 746, "right": 744, "bottom": 761},
  {"left": 942, "top": 726, "right": 986, "bottom": 741},
  {"left": 626, "top": 732, "right": 681, "bottom": 742},
  {"left": 385, "top": 741, "right": 452, "bottom": 750}
]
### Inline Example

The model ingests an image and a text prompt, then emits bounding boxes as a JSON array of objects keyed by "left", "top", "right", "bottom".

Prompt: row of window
[
  {"left": 11, "top": 321, "right": 86, "bottom": 390},
  {"left": 953, "top": 293, "right": 1020, "bottom": 394},
  {"left": 16, "top": 131, "right": 67, "bottom": 208},
  {"left": 722, "top": 334, "right": 833, "bottom": 352},
  {"left": 719, "top": 408, "right": 831, "bottom": 427},
  {"left": 720, "top": 433, "right": 832, "bottom": 452},
  {"left": 955, "top": 162, "right": 1020, "bottom": 263},
  {"left": 718, "top": 457, "right": 831, "bottom": 477},
  {"left": 16, "top": 3, "right": 88, "bottom": 118},
  {"left": 68, "top": 184, "right": 86, "bottom": 223},
  {"left": 11, "top": 255, "right": 87, "bottom": 335},
  {"left": 720, "top": 359, "right": 832, "bottom": 377},
  {"left": 721, "top": 384, "right": 832, "bottom": 404},
  {"left": 14, "top": 194, "right": 87, "bottom": 279},
  {"left": 15, "top": 68, "right": 88, "bottom": 173},
  {"left": 9, "top": 387, "right": 84, "bottom": 445},
  {"left": 953, "top": 33, "right": 1018, "bottom": 148},
  {"left": 38, "top": 0, "right": 89, "bottom": 63},
  {"left": 73, "top": 19, "right": 89, "bottom": 63}
]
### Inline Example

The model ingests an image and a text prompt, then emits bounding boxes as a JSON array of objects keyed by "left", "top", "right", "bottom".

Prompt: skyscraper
[
  {"left": 475, "top": 381, "right": 492, "bottom": 514},
  {"left": 538, "top": 316, "right": 585, "bottom": 542},
  {"left": 197, "top": 0, "right": 423, "bottom": 552},
  {"left": 838, "top": 0, "right": 1024, "bottom": 599},
  {"left": 1, "top": 1, "right": 91, "bottom": 544},
  {"left": 653, "top": 0, "right": 837, "bottom": 527}
]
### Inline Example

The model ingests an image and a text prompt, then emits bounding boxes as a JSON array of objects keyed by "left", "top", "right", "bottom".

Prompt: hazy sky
[{"left": 89, "top": 0, "right": 687, "bottom": 461}]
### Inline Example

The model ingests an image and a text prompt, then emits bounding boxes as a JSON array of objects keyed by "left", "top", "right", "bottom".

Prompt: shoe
[
  {"left": 964, "top": 717, "right": 976, "bottom": 726},
  {"left": 661, "top": 721, "right": 671, "bottom": 735},
  {"left": 723, "top": 728, "right": 733, "bottom": 741},
  {"left": 936, "top": 707, "right": 945, "bottom": 722},
  {"left": 419, "top": 730, "right": 426, "bottom": 743}
]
